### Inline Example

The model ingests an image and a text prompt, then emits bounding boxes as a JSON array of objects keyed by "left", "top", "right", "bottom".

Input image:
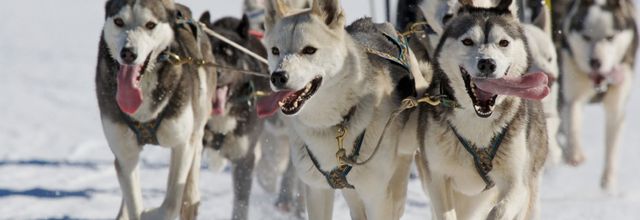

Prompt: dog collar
[{"left": 448, "top": 122, "right": 509, "bottom": 191}]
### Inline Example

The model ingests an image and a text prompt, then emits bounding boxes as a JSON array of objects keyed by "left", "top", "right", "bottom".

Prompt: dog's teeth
[{"left": 278, "top": 100, "right": 285, "bottom": 107}]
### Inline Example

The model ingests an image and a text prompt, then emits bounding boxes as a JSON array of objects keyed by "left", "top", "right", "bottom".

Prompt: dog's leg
[
  {"left": 564, "top": 101, "right": 586, "bottom": 166},
  {"left": 142, "top": 145, "right": 196, "bottom": 220},
  {"left": 601, "top": 69, "right": 632, "bottom": 191},
  {"left": 342, "top": 189, "right": 367, "bottom": 219},
  {"left": 305, "top": 186, "right": 334, "bottom": 220},
  {"left": 116, "top": 199, "right": 129, "bottom": 220},
  {"left": 488, "top": 177, "right": 529, "bottom": 220},
  {"left": 389, "top": 154, "right": 413, "bottom": 219},
  {"left": 275, "top": 160, "right": 296, "bottom": 212},
  {"left": 180, "top": 140, "right": 203, "bottom": 220},
  {"left": 113, "top": 151, "right": 144, "bottom": 219},
  {"left": 231, "top": 142, "right": 257, "bottom": 220},
  {"left": 426, "top": 174, "right": 457, "bottom": 220}
]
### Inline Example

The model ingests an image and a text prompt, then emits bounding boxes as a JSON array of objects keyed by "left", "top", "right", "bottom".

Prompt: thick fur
[
  {"left": 96, "top": 1, "right": 216, "bottom": 219},
  {"left": 263, "top": 0, "right": 417, "bottom": 219},
  {"left": 560, "top": 0, "right": 638, "bottom": 190},
  {"left": 411, "top": 0, "right": 562, "bottom": 165},
  {"left": 411, "top": 1, "right": 548, "bottom": 219},
  {"left": 198, "top": 13, "right": 271, "bottom": 220}
]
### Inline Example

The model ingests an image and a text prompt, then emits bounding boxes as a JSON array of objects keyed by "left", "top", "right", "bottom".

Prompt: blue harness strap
[
  {"left": 305, "top": 130, "right": 366, "bottom": 189},
  {"left": 448, "top": 122, "right": 509, "bottom": 191}
]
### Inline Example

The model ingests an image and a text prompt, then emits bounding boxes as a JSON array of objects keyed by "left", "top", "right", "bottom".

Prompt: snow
[{"left": 0, "top": 0, "right": 639, "bottom": 219}]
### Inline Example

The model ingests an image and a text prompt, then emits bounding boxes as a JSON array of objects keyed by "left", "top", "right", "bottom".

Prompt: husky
[
  {"left": 96, "top": 1, "right": 216, "bottom": 219},
  {"left": 560, "top": 0, "right": 638, "bottom": 190},
  {"left": 412, "top": 0, "right": 563, "bottom": 165},
  {"left": 411, "top": 0, "right": 550, "bottom": 219},
  {"left": 198, "top": 13, "right": 271, "bottom": 220},
  {"left": 257, "top": 0, "right": 418, "bottom": 219}
]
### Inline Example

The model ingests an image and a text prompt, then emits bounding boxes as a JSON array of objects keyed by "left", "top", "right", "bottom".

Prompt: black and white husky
[
  {"left": 560, "top": 0, "right": 638, "bottom": 190},
  {"left": 96, "top": 1, "right": 216, "bottom": 219},
  {"left": 412, "top": 0, "right": 550, "bottom": 219}
]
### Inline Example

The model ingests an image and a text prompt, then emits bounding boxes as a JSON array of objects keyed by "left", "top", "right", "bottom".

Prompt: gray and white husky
[
  {"left": 411, "top": 0, "right": 550, "bottom": 219},
  {"left": 414, "top": 0, "right": 563, "bottom": 165},
  {"left": 96, "top": 1, "right": 216, "bottom": 219},
  {"left": 560, "top": 0, "right": 638, "bottom": 190},
  {"left": 257, "top": 0, "right": 419, "bottom": 219}
]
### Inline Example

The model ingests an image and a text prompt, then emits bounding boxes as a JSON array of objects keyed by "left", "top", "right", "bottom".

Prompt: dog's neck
[{"left": 433, "top": 71, "right": 521, "bottom": 148}]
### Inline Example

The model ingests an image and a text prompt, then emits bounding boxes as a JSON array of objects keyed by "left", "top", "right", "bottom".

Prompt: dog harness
[
  {"left": 121, "top": 111, "right": 166, "bottom": 146},
  {"left": 304, "top": 107, "right": 367, "bottom": 189},
  {"left": 448, "top": 122, "right": 509, "bottom": 191}
]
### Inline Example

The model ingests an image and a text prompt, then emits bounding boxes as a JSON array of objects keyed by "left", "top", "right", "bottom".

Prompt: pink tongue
[
  {"left": 474, "top": 72, "right": 550, "bottom": 100},
  {"left": 212, "top": 86, "right": 229, "bottom": 115},
  {"left": 256, "top": 91, "right": 293, "bottom": 118},
  {"left": 116, "top": 65, "right": 143, "bottom": 115},
  {"left": 593, "top": 65, "right": 625, "bottom": 85}
]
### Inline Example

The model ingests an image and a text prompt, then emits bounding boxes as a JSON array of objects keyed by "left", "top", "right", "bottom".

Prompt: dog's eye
[
  {"left": 605, "top": 35, "right": 615, "bottom": 41},
  {"left": 114, "top": 18, "right": 125, "bottom": 27},
  {"left": 582, "top": 35, "right": 591, "bottom": 41},
  {"left": 499, "top": 40, "right": 510, "bottom": 47},
  {"left": 301, "top": 46, "right": 317, "bottom": 55},
  {"left": 271, "top": 47, "right": 280, "bottom": 56},
  {"left": 461, "top": 38, "right": 474, "bottom": 46},
  {"left": 145, "top": 22, "right": 157, "bottom": 30}
]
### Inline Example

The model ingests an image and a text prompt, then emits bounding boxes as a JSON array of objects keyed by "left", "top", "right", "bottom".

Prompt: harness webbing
[
  {"left": 305, "top": 130, "right": 366, "bottom": 189},
  {"left": 121, "top": 111, "right": 166, "bottom": 146},
  {"left": 448, "top": 122, "right": 509, "bottom": 191}
]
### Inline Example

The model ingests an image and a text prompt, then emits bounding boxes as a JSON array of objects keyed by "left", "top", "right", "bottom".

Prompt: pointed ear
[
  {"left": 238, "top": 14, "right": 251, "bottom": 39},
  {"left": 265, "top": 0, "right": 289, "bottom": 32},
  {"left": 162, "top": 0, "right": 175, "bottom": 9},
  {"left": 458, "top": 0, "right": 473, "bottom": 7},
  {"left": 311, "top": 0, "right": 345, "bottom": 29},
  {"left": 496, "top": 0, "right": 513, "bottom": 11},
  {"left": 532, "top": 6, "right": 551, "bottom": 33},
  {"left": 199, "top": 11, "right": 211, "bottom": 24}
]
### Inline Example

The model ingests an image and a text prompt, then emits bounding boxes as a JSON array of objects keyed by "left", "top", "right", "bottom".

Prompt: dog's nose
[
  {"left": 477, "top": 59, "right": 497, "bottom": 76},
  {"left": 271, "top": 71, "right": 289, "bottom": 88},
  {"left": 590, "top": 59, "right": 601, "bottom": 70},
  {"left": 120, "top": 48, "right": 137, "bottom": 64}
]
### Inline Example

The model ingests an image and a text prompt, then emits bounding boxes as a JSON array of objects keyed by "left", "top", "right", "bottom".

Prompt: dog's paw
[
  {"left": 141, "top": 207, "right": 167, "bottom": 220},
  {"left": 600, "top": 172, "right": 617, "bottom": 192},
  {"left": 563, "top": 148, "right": 586, "bottom": 166}
]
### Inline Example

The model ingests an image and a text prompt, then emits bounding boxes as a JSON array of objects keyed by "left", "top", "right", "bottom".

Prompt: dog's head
[
  {"left": 200, "top": 13, "right": 268, "bottom": 116},
  {"left": 565, "top": 0, "right": 636, "bottom": 78},
  {"left": 103, "top": 0, "right": 176, "bottom": 69},
  {"left": 102, "top": 0, "right": 178, "bottom": 114},
  {"left": 258, "top": 0, "right": 347, "bottom": 116},
  {"left": 435, "top": 0, "right": 548, "bottom": 118}
]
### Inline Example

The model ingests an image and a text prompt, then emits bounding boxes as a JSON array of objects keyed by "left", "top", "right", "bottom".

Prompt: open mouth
[
  {"left": 115, "top": 52, "right": 153, "bottom": 115},
  {"left": 460, "top": 66, "right": 499, "bottom": 118},
  {"left": 278, "top": 76, "right": 323, "bottom": 115}
]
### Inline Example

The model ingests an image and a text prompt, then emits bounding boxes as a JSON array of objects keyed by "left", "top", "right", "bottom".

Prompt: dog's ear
[
  {"left": 457, "top": 0, "right": 473, "bottom": 7},
  {"left": 531, "top": 6, "right": 551, "bottom": 33},
  {"left": 495, "top": 0, "right": 519, "bottom": 17},
  {"left": 162, "top": 0, "right": 176, "bottom": 9},
  {"left": 265, "top": 0, "right": 289, "bottom": 32},
  {"left": 238, "top": 14, "right": 251, "bottom": 39},
  {"left": 199, "top": 11, "right": 211, "bottom": 24},
  {"left": 311, "top": 0, "right": 345, "bottom": 29}
]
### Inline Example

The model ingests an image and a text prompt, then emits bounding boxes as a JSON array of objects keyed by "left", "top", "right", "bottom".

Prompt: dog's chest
[{"left": 423, "top": 122, "right": 525, "bottom": 195}]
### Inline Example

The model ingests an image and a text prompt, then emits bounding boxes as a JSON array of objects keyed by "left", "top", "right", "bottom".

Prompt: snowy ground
[{"left": 1, "top": 0, "right": 639, "bottom": 219}]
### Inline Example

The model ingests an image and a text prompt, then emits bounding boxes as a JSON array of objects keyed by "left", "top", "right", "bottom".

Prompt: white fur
[{"left": 264, "top": 1, "right": 415, "bottom": 219}]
